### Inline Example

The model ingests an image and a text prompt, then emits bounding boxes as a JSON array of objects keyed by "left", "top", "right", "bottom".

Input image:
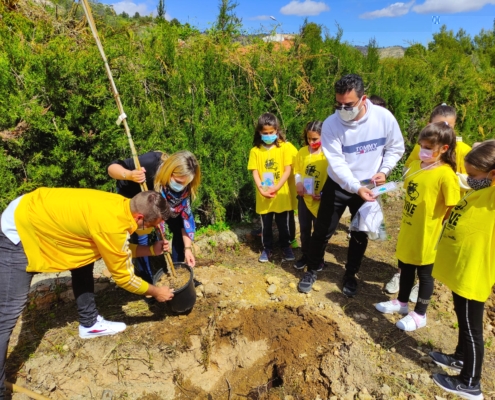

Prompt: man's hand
[
  {"left": 370, "top": 172, "right": 386, "bottom": 186},
  {"left": 296, "top": 182, "right": 305, "bottom": 196},
  {"left": 152, "top": 240, "right": 170, "bottom": 255},
  {"left": 185, "top": 248, "right": 196, "bottom": 267},
  {"left": 357, "top": 187, "right": 376, "bottom": 202},
  {"left": 146, "top": 284, "right": 174, "bottom": 302}
]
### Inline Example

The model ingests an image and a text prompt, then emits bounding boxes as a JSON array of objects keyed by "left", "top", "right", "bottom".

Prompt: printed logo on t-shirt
[
  {"left": 305, "top": 164, "right": 320, "bottom": 178},
  {"left": 454, "top": 199, "right": 468, "bottom": 211},
  {"left": 264, "top": 159, "right": 280, "bottom": 180},
  {"left": 342, "top": 138, "right": 386, "bottom": 155},
  {"left": 404, "top": 181, "right": 419, "bottom": 217}
]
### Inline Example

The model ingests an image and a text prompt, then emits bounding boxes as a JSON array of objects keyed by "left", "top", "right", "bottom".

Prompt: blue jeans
[{"left": 133, "top": 233, "right": 153, "bottom": 284}]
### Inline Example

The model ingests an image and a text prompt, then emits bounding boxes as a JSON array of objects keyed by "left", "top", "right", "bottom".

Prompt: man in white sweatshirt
[{"left": 298, "top": 74, "right": 404, "bottom": 296}]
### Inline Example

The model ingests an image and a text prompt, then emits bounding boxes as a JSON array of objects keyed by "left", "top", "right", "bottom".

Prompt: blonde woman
[{"left": 108, "top": 150, "right": 201, "bottom": 284}]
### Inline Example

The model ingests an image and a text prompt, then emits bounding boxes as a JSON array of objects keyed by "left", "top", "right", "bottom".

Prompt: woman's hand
[
  {"left": 129, "top": 168, "right": 146, "bottom": 183},
  {"left": 185, "top": 248, "right": 196, "bottom": 267},
  {"left": 296, "top": 182, "right": 305, "bottom": 196}
]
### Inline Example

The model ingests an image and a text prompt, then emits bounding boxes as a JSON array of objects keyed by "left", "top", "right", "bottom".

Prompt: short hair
[
  {"left": 369, "top": 95, "right": 387, "bottom": 108},
  {"left": 153, "top": 151, "right": 201, "bottom": 200},
  {"left": 335, "top": 74, "right": 365, "bottom": 97},
  {"left": 130, "top": 191, "right": 171, "bottom": 222},
  {"left": 465, "top": 140, "right": 495, "bottom": 172}
]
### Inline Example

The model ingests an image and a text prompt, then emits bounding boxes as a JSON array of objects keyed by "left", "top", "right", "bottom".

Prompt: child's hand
[
  {"left": 312, "top": 194, "right": 321, "bottom": 201},
  {"left": 258, "top": 186, "right": 275, "bottom": 198},
  {"left": 296, "top": 182, "right": 305, "bottom": 196}
]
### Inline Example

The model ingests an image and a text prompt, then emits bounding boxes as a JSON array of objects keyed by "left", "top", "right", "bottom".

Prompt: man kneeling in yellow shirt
[{"left": 0, "top": 188, "right": 174, "bottom": 396}]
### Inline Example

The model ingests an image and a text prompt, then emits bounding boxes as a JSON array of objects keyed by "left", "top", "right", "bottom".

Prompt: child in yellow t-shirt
[
  {"left": 247, "top": 113, "right": 294, "bottom": 263},
  {"left": 386, "top": 103, "right": 471, "bottom": 298},
  {"left": 430, "top": 140, "right": 495, "bottom": 399},
  {"left": 375, "top": 122, "right": 460, "bottom": 331},
  {"left": 285, "top": 141, "right": 299, "bottom": 249},
  {"left": 293, "top": 121, "right": 328, "bottom": 271}
]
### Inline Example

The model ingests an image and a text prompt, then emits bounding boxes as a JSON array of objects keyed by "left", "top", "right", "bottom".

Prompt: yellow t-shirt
[
  {"left": 396, "top": 160, "right": 460, "bottom": 265},
  {"left": 285, "top": 142, "right": 299, "bottom": 211},
  {"left": 433, "top": 186, "right": 495, "bottom": 302},
  {"left": 294, "top": 146, "right": 329, "bottom": 217},
  {"left": 247, "top": 142, "right": 293, "bottom": 214},
  {"left": 404, "top": 140, "right": 472, "bottom": 174},
  {"left": 15, "top": 187, "right": 148, "bottom": 295}
]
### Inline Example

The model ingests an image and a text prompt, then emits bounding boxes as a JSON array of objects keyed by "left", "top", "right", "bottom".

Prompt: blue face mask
[
  {"left": 169, "top": 179, "right": 186, "bottom": 192},
  {"left": 261, "top": 134, "right": 278, "bottom": 144}
]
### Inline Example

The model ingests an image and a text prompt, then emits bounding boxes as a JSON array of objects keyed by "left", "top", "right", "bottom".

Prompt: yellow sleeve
[
  {"left": 441, "top": 170, "right": 461, "bottom": 206},
  {"left": 284, "top": 143, "right": 296, "bottom": 167},
  {"left": 404, "top": 144, "right": 420, "bottom": 168},
  {"left": 93, "top": 231, "right": 149, "bottom": 295},
  {"left": 294, "top": 150, "right": 303, "bottom": 175},
  {"left": 456, "top": 142, "right": 472, "bottom": 174},
  {"left": 247, "top": 147, "right": 258, "bottom": 171}
]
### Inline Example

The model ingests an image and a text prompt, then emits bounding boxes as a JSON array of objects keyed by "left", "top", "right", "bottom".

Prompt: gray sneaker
[
  {"left": 409, "top": 283, "right": 419, "bottom": 303},
  {"left": 385, "top": 272, "right": 400, "bottom": 294},
  {"left": 429, "top": 351, "right": 464, "bottom": 372},
  {"left": 298, "top": 271, "right": 317, "bottom": 293},
  {"left": 432, "top": 374, "right": 483, "bottom": 400}
]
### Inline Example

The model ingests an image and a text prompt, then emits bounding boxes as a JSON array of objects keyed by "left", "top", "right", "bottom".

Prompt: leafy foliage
[{"left": 1, "top": 2, "right": 495, "bottom": 226}]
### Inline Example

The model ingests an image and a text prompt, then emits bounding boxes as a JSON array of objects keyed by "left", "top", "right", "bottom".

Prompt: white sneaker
[
  {"left": 409, "top": 283, "right": 419, "bottom": 303},
  {"left": 375, "top": 299, "right": 408, "bottom": 314},
  {"left": 385, "top": 273, "right": 400, "bottom": 294},
  {"left": 396, "top": 311, "right": 426, "bottom": 331},
  {"left": 79, "top": 315, "right": 126, "bottom": 339}
]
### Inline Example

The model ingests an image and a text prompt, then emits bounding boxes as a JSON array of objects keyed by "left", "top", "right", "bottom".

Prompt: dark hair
[
  {"left": 302, "top": 121, "right": 323, "bottom": 145},
  {"left": 418, "top": 122, "right": 456, "bottom": 171},
  {"left": 334, "top": 74, "right": 364, "bottom": 97},
  {"left": 369, "top": 95, "right": 387, "bottom": 108},
  {"left": 429, "top": 103, "right": 457, "bottom": 123},
  {"left": 253, "top": 112, "right": 285, "bottom": 148},
  {"left": 130, "top": 191, "right": 171, "bottom": 222},
  {"left": 465, "top": 140, "right": 495, "bottom": 172}
]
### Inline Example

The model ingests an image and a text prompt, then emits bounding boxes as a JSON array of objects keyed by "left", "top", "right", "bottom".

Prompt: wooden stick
[
  {"left": 155, "top": 226, "right": 177, "bottom": 278},
  {"left": 5, "top": 381, "right": 51, "bottom": 400},
  {"left": 79, "top": 0, "right": 147, "bottom": 192}
]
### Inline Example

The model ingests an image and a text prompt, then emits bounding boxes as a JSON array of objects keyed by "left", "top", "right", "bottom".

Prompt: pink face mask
[{"left": 419, "top": 148, "right": 435, "bottom": 161}]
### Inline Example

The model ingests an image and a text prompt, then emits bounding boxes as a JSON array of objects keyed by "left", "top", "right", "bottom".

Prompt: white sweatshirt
[{"left": 321, "top": 99, "right": 404, "bottom": 194}]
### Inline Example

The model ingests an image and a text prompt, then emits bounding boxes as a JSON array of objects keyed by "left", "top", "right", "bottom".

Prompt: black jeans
[
  {"left": 289, "top": 210, "right": 296, "bottom": 242},
  {"left": 453, "top": 292, "right": 485, "bottom": 387},
  {"left": 397, "top": 260, "right": 434, "bottom": 315},
  {"left": 260, "top": 211, "right": 291, "bottom": 250},
  {"left": 298, "top": 196, "right": 316, "bottom": 258},
  {"left": 0, "top": 230, "right": 33, "bottom": 397},
  {"left": 307, "top": 178, "right": 368, "bottom": 274}
]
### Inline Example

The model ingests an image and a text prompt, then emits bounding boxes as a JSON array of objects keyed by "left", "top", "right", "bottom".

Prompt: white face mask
[{"left": 337, "top": 97, "right": 363, "bottom": 122}]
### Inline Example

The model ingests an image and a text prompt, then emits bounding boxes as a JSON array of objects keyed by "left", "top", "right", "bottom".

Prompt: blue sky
[{"left": 102, "top": 0, "right": 495, "bottom": 47}]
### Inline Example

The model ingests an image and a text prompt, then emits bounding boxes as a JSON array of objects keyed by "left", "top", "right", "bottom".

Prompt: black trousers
[
  {"left": 397, "top": 261, "right": 434, "bottom": 315},
  {"left": 260, "top": 211, "right": 291, "bottom": 250},
  {"left": 453, "top": 292, "right": 485, "bottom": 387},
  {"left": 307, "top": 178, "right": 368, "bottom": 273},
  {"left": 298, "top": 196, "right": 316, "bottom": 257}
]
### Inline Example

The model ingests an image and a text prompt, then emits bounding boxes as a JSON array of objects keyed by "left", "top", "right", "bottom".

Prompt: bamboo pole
[
  {"left": 5, "top": 381, "right": 51, "bottom": 400},
  {"left": 79, "top": 0, "right": 147, "bottom": 192},
  {"left": 79, "top": 0, "right": 178, "bottom": 275}
]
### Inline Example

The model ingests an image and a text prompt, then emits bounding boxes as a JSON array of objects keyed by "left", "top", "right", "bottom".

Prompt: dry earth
[{"left": 5, "top": 194, "right": 495, "bottom": 400}]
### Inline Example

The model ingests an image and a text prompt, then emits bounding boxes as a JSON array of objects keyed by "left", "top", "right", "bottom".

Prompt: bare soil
[
  {"left": 156, "top": 266, "right": 190, "bottom": 290},
  {"left": 5, "top": 194, "right": 495, "bottom": 400}
]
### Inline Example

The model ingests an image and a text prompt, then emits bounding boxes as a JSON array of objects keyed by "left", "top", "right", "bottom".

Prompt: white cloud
[
  {"left": 360, "top": 1, "right": 415, "bottom": 19},
  {"left": 413, "top": 0, "right": 495, "bottom": 13},
  {"left": 111, "top": 1, "right": 171, "bottom": 18},
  {"left": 249, "top": 15, "right": 272, "bottom": 20},
  {"left": 280, "top": 0, "right": 330, "bottom": 16}
]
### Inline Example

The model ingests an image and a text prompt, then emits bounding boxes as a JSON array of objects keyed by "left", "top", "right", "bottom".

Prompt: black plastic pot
[{"left": 153, "top": 262, "right": 196, "bottom": 313}]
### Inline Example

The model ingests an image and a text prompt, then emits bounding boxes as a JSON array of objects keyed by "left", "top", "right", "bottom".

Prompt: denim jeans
[
  {"left": 166, "top": 215, "right": 185, "bottom": 263},
  {"left": 0, "top": 229, "right": 33, "bottom": 396}
]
